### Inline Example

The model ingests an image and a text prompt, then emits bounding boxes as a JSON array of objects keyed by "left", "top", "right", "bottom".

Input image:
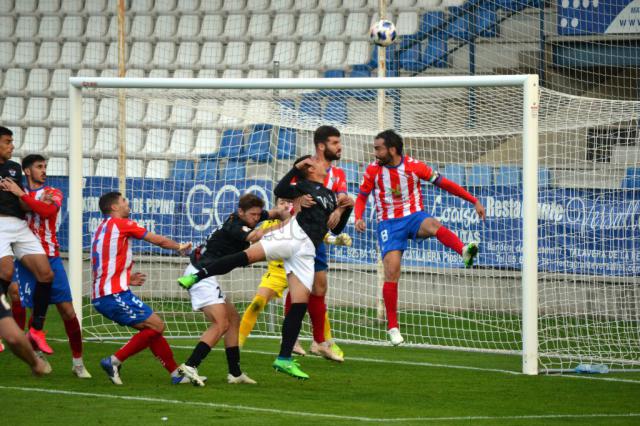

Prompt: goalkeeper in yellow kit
[{"left": 238, "top": 197, "right": 352, "bottom": 359}]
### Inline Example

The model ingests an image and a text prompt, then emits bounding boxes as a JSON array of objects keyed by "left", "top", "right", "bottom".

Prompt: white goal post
[{"left": 69, "top": 75, "right": 540, "bottom": 374}]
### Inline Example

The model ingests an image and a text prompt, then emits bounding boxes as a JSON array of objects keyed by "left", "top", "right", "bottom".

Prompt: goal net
[{"left": 69, "top": 76, "right": 640, "bottom": 374}]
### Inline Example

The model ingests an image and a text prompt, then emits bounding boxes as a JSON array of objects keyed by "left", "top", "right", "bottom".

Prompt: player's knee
[
  {"left": 58, "top": 306, "right": 76, "bottom": 322},
  {"left": 2, "top": 329, "right": 22, "bottom": 346},
  {"left": 218, "top": 317, "right": 230, "bottom": 333},
  {"left": 8, "top": 283, "right": 19, "bottom": 301},
  {"left": 35, "top": 268, "right": 54, "bottom": 283}
]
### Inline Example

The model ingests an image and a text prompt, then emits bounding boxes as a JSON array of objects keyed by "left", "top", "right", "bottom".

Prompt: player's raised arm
[
  {"left": 143, "top": 233, "right": 192, "bottom": 255},
  {"left": 354, "top": 164, "right": 375, "bottom": 232},
  {"left": 274, "top": 161, "right": 307, "bottom": 200}
]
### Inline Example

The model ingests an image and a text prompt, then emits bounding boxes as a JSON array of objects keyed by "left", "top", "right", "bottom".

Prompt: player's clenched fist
[{"left": 355, "top": 219, "right": 366, "bottom": 232}]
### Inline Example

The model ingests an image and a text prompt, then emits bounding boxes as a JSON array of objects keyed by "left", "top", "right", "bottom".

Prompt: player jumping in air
[
  {"left": 354, "top": 130, "right": 486, "bottom": 346},
  {"left": 177, "top": 193, "right": 289, "bottom": 387},
  {"left": 178, "top": 156, "right": 353, "bottom": 380},
  {"left": 1, "top": 154, "right": 91, "bottom": 377},
  {"left": 0, "top": 126, "right": 56, "bottom": 356},
  {"left": 91, "top": 192, "right": 192, "bottom": 385}
]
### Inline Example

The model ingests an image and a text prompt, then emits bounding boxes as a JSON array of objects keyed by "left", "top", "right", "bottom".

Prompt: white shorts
[
  {"left": 0, "top": 216, "right": 46, "bottom": 260},
  {"left": 184, "top": 263, "right": 226, "bottom": 311},
  {"left": 260, "top": 218, "right": 316, "bottom": 290}
]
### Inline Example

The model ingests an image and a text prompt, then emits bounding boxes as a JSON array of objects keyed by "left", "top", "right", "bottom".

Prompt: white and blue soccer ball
[{"left": 370, "top": 19, "right": 397, "bottom": 47}]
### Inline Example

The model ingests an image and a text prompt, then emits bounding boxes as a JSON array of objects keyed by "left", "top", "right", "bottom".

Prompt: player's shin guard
[
  {"left": 115, "top": 328, "right": 159, "bottom": 363},
  {"left": 196, "top": 252, "right": 249, "bottom": 280},
  {"left": 382, "top": 282, "right": 399, "bottom": 330},
  {"left": 239, "top": 295, "right": 267, "bottom": 347},
  {"left": 63, "top": 316, "right": 83, "bottom": 358},
  {"left": 31, "top": 281, "right": 52, "bottom": 330},
  {"left": 308, "top": 294, "right": 326, "bottom": 344},
  {"left": 225, "top": 346, "right": 242, "bottom": 377},
  {"left": 279, "top": 303, "right": 307, "bottom": 359},
  {"left": 149, "top": 334, "right": 178, "bottom": 373},
  {"left": 186, "top": 341, "right": 212, "bottom": 368},
  {"left": 435, "top": 226, "right": 464, "bottom": 255},
  {"left": 12, "top": 300, "right": 26, "bottom": 330}
]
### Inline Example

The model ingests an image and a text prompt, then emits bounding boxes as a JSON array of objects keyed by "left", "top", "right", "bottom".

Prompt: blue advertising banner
[{"left": 558, "top": 0, "right": 640, "bottom": 35}]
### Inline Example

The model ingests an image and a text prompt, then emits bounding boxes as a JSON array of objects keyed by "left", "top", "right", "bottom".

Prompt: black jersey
[
  {"left": 274, "top": 167, "right": 350, "bottom": 248},
  {"left": 192, "top": 209, "right": 269, "bottom": 268},
  {"left": 0, "top": 160, "right": 24, "bottom": 219}
]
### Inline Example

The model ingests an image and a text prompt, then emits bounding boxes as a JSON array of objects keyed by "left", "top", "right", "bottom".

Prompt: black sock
[
  {"left": 0, "top": 278, "right": 10, "bottom": 294},
  {"left": 225, "top": 346, "right": 242, "bottom": 377},
  {"left": 31, "top": 281, "right": 52, "bottom": 330},
  {"left": 279, "top": 303, "right": 308, "bottom": 359},
  {"left": 196, "top": 252, "right": 249, "bottom": 280},
  {"left": 186, "top": 341, "right": 211, "bottom": 368}
]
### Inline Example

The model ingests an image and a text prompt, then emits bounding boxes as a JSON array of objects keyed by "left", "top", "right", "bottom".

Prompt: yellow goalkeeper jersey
[{"left": 260, "top": 219, "right": 286, "bottom": 279}]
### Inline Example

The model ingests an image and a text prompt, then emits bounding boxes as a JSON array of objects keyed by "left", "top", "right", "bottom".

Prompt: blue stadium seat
[
  {"left": 467, "top": 165, "right": 493, "bottom": 187},
  {"left": 494, "top": 165, "right": 521, "bottom": 186},
  {"left": 172, "top": 159, "right": 195, "bottom": 181},
  {"left": 476, "top": 5, "right": 499, "bottom": 38},
  {"left": 321, "top": 70, "right": 346, "bottom": 97},
  {"left": 246, "top": 124, "right": 272, "bottom": 163},
  {"left": 442, "top": 164, "right": 466, "bottom": 185},
  {"left": 399, "top": 42, "right": 425, "bottom": 72},
  {"left": 447, "top": 13, "right": 472, "bottom": 41},
  {"left": 339, "top": 161, "right": 361, "bottom": 187},
  {"left": 323, "top": 98, "right": 347, "bottom": 124},
  {"left": 369, "top": 45, "right": 400, "bottom": 73},
  {"left": 622, "top": 168, "right": 640, "bottom": 189},
  {"left": 538, "top": 167, "right": 551, "bottom": 188},
  {"left": 218, "top": 129, "right": 245, "bottom": 159},
  {"left": 218, "top": 159, "right": 246, "bottom": 181},
  {"left": 350, "top": 64, "right": 372, "bottom": 77},
  {"left": 195, "top": 159, "right": 218, "bottom": 181},
  {"left": 424, "top": 33, "right": 448, "bottom": 68},
  {"left": 419, "top": 12, "right": 446, "bottom": 37},
  {"left": 277, "top": 127, "right": 297, "bottom": 160},
  {"left": 496, "top": 0, "right": 542, "bottom": 12},
  {"left": 299, "top": 94, "right": 322, "bottom": 119},
  {"left": 348, "top": 65, "right": 376, "bottom": 100}
]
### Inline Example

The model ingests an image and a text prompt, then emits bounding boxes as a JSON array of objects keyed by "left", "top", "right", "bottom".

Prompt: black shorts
[{"left": 0, "top": 293, "right": 12, "bottom": 319}]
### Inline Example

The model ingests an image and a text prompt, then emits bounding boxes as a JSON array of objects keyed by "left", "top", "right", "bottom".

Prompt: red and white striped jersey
[
  {"left": 323, "top": 165, "right": 348, "bottom": 193},
  {"left": 91, "top": 217, "right": 148, "bottom": 299},
  {"left": 25, "top": 186, "right": 62, "bottom": 257},
  {"left": 359, "top": 156, "right": 436, "bottom": 221}
]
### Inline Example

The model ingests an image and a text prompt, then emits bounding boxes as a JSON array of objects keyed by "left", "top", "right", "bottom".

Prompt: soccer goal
[{"left": 68, "top": 75, "right": 640, "bottom": 375}]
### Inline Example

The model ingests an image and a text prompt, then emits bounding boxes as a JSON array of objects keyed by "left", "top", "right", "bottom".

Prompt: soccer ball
[{"left": 370, "top": 19, "right": 397, "bottom": 47}]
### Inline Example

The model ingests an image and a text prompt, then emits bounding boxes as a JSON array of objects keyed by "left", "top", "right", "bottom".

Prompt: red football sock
[
  {"left": 382, "top": 281, "right": 399, "bottom": 330},
  {"left": 114, "top": 328, "right": 159, "bottom": 363},
  {"left": 308, "top": 294, "right": 326, "bottom": 343},
  {"left": 284, "top": 291, "right": 292, "bottom": 316},
  {"left": 436, "top": 226, "right": 464, "bottom": 255},
  {"left": 149, "top": 334, "right": 178, "bottom": 373},
  {"left": 63, "top": 316, "right": 83, "bottom": 358},
  {"left": 11, "top": 300, "right": 26, "bottom": 330}
]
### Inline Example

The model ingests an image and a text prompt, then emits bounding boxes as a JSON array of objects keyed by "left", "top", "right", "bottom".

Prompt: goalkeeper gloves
[{"left": 324, "top": 233, "right": 352, "bottom": 247}]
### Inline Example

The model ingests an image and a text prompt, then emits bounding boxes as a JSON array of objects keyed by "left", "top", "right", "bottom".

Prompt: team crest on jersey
[
  {"left": 390, "top": 186, "right": 402, "bottom": 196},
  {"left": 242, "top": 226, "right": 251, "bottom": 232},
  {"left": 8, "top": 169, "right": 16, "bottom": 177}
]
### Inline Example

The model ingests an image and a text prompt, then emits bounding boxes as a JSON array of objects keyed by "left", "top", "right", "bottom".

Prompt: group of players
[{"left": 0, "top": 124, "right": 485, "bottom": 384}]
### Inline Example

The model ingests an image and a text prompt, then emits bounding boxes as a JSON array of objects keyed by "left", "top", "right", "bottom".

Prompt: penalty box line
[{"left": 2, "top": 385, "right": 639, "bottom": 423}]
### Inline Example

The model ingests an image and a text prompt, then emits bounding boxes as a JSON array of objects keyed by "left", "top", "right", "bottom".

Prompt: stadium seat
[
  {"left": 62, "top": 0, "right": 84, "bottom": 12},
  {"left": 396, "top": 12, "right": 419, "bottom": 35},
  {"left": 61, "top": 16, "right": 84, "bottom": 38},
  {"left": 48, "top": 98, "right": 69, "bottom": 124},
  {"left": 245, "top": 100, "right": 274, "bottom": 123},
  {"left": 419, "top": 11, "right": 445, "bottom": 36},
  {"left": 146, "top": 160, "right": 171, "bottom": 179},
  {"left": 9, "top": 127, "right": 23, "bottom": 150},
  {"left": 152, "top": 42, "right": 177, "bottom": 67},
  {"left": 223, "top": 42, "right": 248, "bottom": 66},
  {"left": 247, "top": 41, "right": 272, "bottom": 66},
  {"left": 343, "top": 0, "right": 367, "bottom": 8},
  {"left": 4, "top": 69, "right": 26, "bottom": 92},
  {"left": 126, "top": 99, "right": 147, "bottom": 125},
  {"left": 129, "top": 42, "right": 153, "bottom": 68},
  {"left": 322, "top": 41, "right": 346, "bottom": 67},
  {"left": 299, "top": 94, "right": 322, "bottom": 119},
  {"left": 246, "top": 124, "right": 273, "bottom": 163},
  {"left": 104, "top": 42, "right": 127, "bottom": 68},
  {"left": 193, "top": 130, "right": 220, "bottom": 155},
  {"left": 538, "top": 167, "right": 551, "bottom": 188},
  {"left": 324, "top": 98, "right": 348, "bottom": 124},
  {"left": 83, "top": 158, "right": 95, "bottom": 176},
  {"left": 47, "top": 158, "right": 68, "bottom": 176},
  {"left": 177, "top": 15, "right": 200, "bottom": 38},
  {"left": 1, "top": 97, "right": 25, "bottom": 121},
  {"left": 200, "top": 15, "right": 224, "bottom": 39},
  {"left": 49, "top": 69, "right": 71, "bottom": 94},
  {"left": 219, "top": 159, "right": 247, "bottom": 181},
  {"left": 345, "top": 13, "right": 369, "bottom": 38},
  {"left": 297, "top": 41, "right": 321, "bottom": 67},
  {"left": 447, "top": 14, "right": 472, "bottom": 41},
  {"left": 277, "top": 128, "right": 297, "bottom": 159},
  {"left": 272, "top": 41, "right": 297, "bottom": 66},
  {"left": 82, "top": 98, "right": 97, "bottom": 123},
  {"left": 172, "top": 159, "right": 195, "bottom": 181},
  {"left": 25, "top": 98, "right": 49, "bottom": 122},
  {"left": 127, "top": 159, "right": 145, "bottom": 178},
  {"left": 94, "top": 128, "right": 117, "bottom": 153},
  {"left": 296, "top": 13, "right": 321, "bottom": 37},
  {"left": 247, "top": 14, "right": 271, "bottom": 38},
  {"left": 271, "top": 14, "right": 295, "bottom": 37},
  {"left": 423, "top": 33, "right": 448, "bottom": 68},
  {"left": 130, "top": 16, "right": 154, "bottom": 38},
  {"left": 442, "top": 164, "right": 466, "bottom": 185},
  {"left": 399, "top": 42, "right": 424, "bottom": 72},
  {"left": 476, "top": 4, "right": 499, "bottom": 38},
  {"left": 144, "top": 103, "right": 171, "bottom": 124},
  {"left": 271, "top": 0, "right": 294, "bottom": 9},
  {"left": 22, "top": 127, "right": 47, "bottom": 152},
  {"left": 144, "top": 129, "right": 171, "bottom": 154},
  {"left": 125, "top": 69, "right": 145, "bottom": 78},
  {"left": 321, "top": 13, "right": 345, "bottom": 37},
  {"left": 14, "top": 42, "right": 37, "bottom": 66},
  {"left": 107, "top": 16, "right": 131, "bottom": 38},
  {"left": 48, "top": 127, "right": 69, "bottom": 153},
  {"left": 247, "top": 0, "right": 269, "bottom": 10},
  {"left": 200, "top": 42, "right": 224, "bottom": 67},
  {"left": 193, "top": 99, "right": 219, "bottom": 126},
  {"left": 173, "top": 69, "right": 195, "bottom": 78},
  {"left": 466, "top": 165, "right": 493, "bottom": 187},
  {"left": 622, "top": 168, "right": 640, "bottom": 190},
  {"left": 223, "top": 0, "right": 246, "bottom": 11},
  {"left": 83, "top": 42, "right": 106, "bottom": 67},
  {"left": 0, "top": 16, "right": 14, "bottom": 38},
  {"left": 0, "top": 42, "right": 14, "bottom": 65},
  {"left": 494, "top": 166, "right": 521, "bottom": 186},
  {"left": 169, "top": 129, "right": 195, "bottom": 154},
  {"left": 85, "top": 0, "right": 108, "bottom": 13},
  {"left": 60, "top": 42, "right": 83, "bottom": 67},
  {"left": 15, "top": 0, "right": 37, "bottom": 12},
  {"left": 125, "top": 128, "right": 145, "bottom": 153},
  {"left": 219, "top": 100, "right": 246, "bottom": 127},
  {"left": 149, "top": 69, "right": 170, "bottom": 78},
  {"left": 224, "top": 15, "right": 248, "bottom": 38},
  {"left": 96, "top": 98, "right": 118, "bottom": 123},
  {"left": 154, "top": 15, "right": 177, "bottom": 39},
  {"left": 195, "top": 159, "right": 218, "bottom": 181},
  {"left": 170, "top": 104, "right": 196, "bottom": 124},
  {"left": 26, "top": 68, "right": 51, "bottom": 93},
  {"left": 218, "top": 129, "right": 246, "bottom": 159},
  {"left": 295, "top": 0, "right": 318, "bottom": 9},
  {"left": 15, "top": 16, "right": 38, "bottom": 38}
]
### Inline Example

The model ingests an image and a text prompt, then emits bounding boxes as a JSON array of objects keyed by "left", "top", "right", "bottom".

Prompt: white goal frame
[{"left": 68, "top": 75, "right": 540, "bottom": 375}]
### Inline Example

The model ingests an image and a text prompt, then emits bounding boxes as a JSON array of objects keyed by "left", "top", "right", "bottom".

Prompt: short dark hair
[
  {"left": 0, "top": 126, "right": 13, "bottom": 138},
  {"left": 22, "top": 154, "right": 47, "bottom": 170},
  {"left": 99, "top": 191, "right": 123, "bottom": 215},
  {"left": 313, "top": 125, "right": 340, "bottom": 147},
  {"left": 293, "top": 155, "right": 312, "bottom": 178},
  {"left": 238, "top": 193, "right": 265, "bottom": 211},
  {"left": 376, "top": 129, "right": 403, "bottom": 156}
]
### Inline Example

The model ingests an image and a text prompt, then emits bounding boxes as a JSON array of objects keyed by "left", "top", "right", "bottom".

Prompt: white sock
[
  {"left": 170, "top": 369, "right": 180, "bottom": 377},
  {"left": 72, "top": 357, "right": 84, "bottom": 367},
  {"left": 110, "top": 355, "right": 122, "bottom": 366}
]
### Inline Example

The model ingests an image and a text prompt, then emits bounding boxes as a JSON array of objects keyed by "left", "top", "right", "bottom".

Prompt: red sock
[
  {"left": 284, "top": 292, "right": 292, "bottom": 316},
  {"left": 436, "top": 226, "right": 464, "bottom": 255},
  {"left": 382, "top": 282, "right": 399, "bottom": 330},
  {"left": 63, "top": 316, "right": 83, "bottom": 358},
  {"left": 148, "top": 334, "right": 178, "bottom": 373},
  {"left": 115, "top": 328, "right": 159, "bottom": 363},
  {"left": 11, "top": 300, "right": 26, "bottom": 330},
  {"left": 27, "top": 315, "right": 42, "bottom": 330},
  {"left": 308, "top": 294, "right": 326, "bottom": 343}
]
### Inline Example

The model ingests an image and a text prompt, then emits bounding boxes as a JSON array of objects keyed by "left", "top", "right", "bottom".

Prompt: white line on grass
[
  {"left": 2, "top": 385, "right": 639, "bottom": 423},
  {"left": 71, "top": 338, "right": 640, "bottom": 385}
]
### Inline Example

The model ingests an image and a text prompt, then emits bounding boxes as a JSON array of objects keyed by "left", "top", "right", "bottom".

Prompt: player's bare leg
[
  {"left": 382, "top": 250, "right": 404, "bottom": 346},
  {"left": 417, "top": 217, "right": 478, "bottom": 267},
  {"left": 309, "top": 271, "right": 343, "bottom": 362},
  {"left": 56, "top": 301, "right": 91, "bottom": 378},
  {"left": 19, "top": 253, "right": 55, "bottom": 354},
  {"left": 0, "top": 316, "right": 51, "bottom": 376},
  {"left": 224, "top": 302, "right": 256, "bottom": 384}
]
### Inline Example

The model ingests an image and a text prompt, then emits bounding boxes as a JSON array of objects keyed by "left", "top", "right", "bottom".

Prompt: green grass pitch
[{"left": 2, "top": 313, "right": 639, "bottom": 425}]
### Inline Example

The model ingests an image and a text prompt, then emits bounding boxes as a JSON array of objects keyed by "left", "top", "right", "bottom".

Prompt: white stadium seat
[
  {"left": 272, "top": 41, "right": 297, "bottom": 66},
  {"left": 321, "top": 13, "right": 345, "bottom": 37},
  {"left": 60, "top": 42, "right": 83, "bottom": 66},
  {"left": 296, "top": 13, "right": 321, "bottom": 37},
  {"left": 271, "top": 14, "right": 295, "bottom": 37},
  {"left": 319, "top": 0, "right": 342, "bottom": 8},
  {"left": 48, "top": 98, "right": 69, "bottom": 123},
  {"left": 155, "top": 0, "right": 177, "bottom": 12},
  {"left": 152, "top": 42, "right": 176, "bottom": 67},
  {"left": 219, "top": 99, "right": 246, "bottom": 127},
  {"left": 15, "top": 16, "right": 38, "bottom": 38},
  {"left": 347, "top": 41, "right": 371, "bottom": 64},
  {"left": 321, "top": 41, "right": 346, "bottom": 67},
  {"left": 177, "top": 15, "right": 200, "bottom": 38},
  {"left": 193, "top": 99, "right": 219, "bottom": 125},
  {"left": 95, "top": 159, "right": 118, "bottom": 177},
  {"left": 0, "top": 42, "right": 14, "bottom": 65},
  {"left": 247, "top": 41, "right": 272, "bottom": 66},
  {"left": 1, "top": 97, "right": 25, "bottom": 121},
  {"left": 85, "top": 0, "right": 108, "bottom": 13},
  {"left": 247, "top": 14, "right": 271, "bottom": 38},
  {"left": 49, "top": 69, "right": 71, "bottom": 93},
  {"left": 108, "top": 16, "right": 131, "bottom": 38},
  {"left": 62, "top": 0, "right": 84, "bottom": 13},
  {"left": 223, "top": 0, "right": 246, "bottom": 11},
  {"left": 40, "top": 0, "right": 61, "bottom": 12},
  {"left": 36, "top": 42, "right": 60, "bottom": 67},
  {"left": 39, "top": 16, "right": 62, "bottom": 38},
  {"left": 4, "top": 69, "right": 27, "bottom": 91},
  {"left": 245, "top": 100, "right": 273, "bottom": 123},
  {"left": 193, "top": 129, "right": 219, "bottom": 155},
  {"left": 48, "top": 128, "right": 70, "bottom": 153},
  {"left": 126, "top": 160, "right": 145, "bottom": 178},
  {"left": 391, "top": 0, "right": 417, "bottom": 7},
  {"left": 176, "top": 42, "right": 200, "bottom": 67},
  {"left": 100, "top": 69, "right": 118, "bottom": 78},
  {"left": 224, "top": 15, "right": 248, "bottom": 38},
  {"left": 149, "top": 69, "right": 170, "bottom": 78},
  {"left": 14, "top": 42, "right": 37, "bottom": 66},
  {"left": 296, "top": 41, "right": 321, "bottom": 66},
  {"left": 144, "top": 103, "right": 171, "bottom": 124},
  {"left": 294, "top": 0, "right": 318, "bottom": 9},
  {"left": 131, "top": 16, "right": 154, "bottom": 38},
  {"left": 129, "top": 42, "right": 153, "bottom": 68},
  {"left": 125, "top": 69, "right": 145, "bottom": 78},
  {"left": 130, "top": 0, "right": 154, "bottom": 12},
  {"left": 345, "top": 13, "right": 369, "bottom": 37},
  {"left": 396, "top": 12, "right": 419, "bottom": 35},
  {"left": 105, "top": 42, "right": 128, "bottom": 68},
  {"left": 83, "top": 42, "right": 106, "bottom": 67},
  {"left": 416, "top": 0, "right": 443, "bottom": 7},
  {"left": 22, "top": 127, "right": 47, "bottom": 152},
  {"left": 223, "top": 42, "right": 247, "bottom": 66},
  {"left": 61, "top": 16, "right": 84, "bottom": 38},
  {"left": 94, "top": 128, "right": 117, "bottom": 153},
  {"left": 85, "top": 16, "right": 109, "bottom": 38},
  {"left": 0, "top": 17, "right": 14, "bottom": 38},
  {"left": 200, "top": 15, "right": 224, "bottom": 38},
  {"left": 10, "top": 128, "right": 23, "bottom": 150},
  {"left": 200, "top": 42, "right": 224, "bottom": 67},
  {"left": 176, "top": 0, "right": 200, "bottom": 12},
  {"left": 83, "top": 158, "right": 95, "bottom": 176},
  {"left": 82, "top": 98, "right": 97, "bottom": 123},
  {"left": 125, "top": 128, "right": 145, "bottom": 153},
  {"left": 173, "top": 69, "right": 194, "bottom": 78},
  {"left": 145, "top": 160, "right": 170, "bottom": 179},
  {"left": 47, "top": 158, "right": 68, "bottom": 176},
  {"left": 96, "top": 98, "right": 118, "bottom": 123},
  {"left": 25, "top": 98, "right": 49, "bottom": 122},
  {"left": 154, "top": 15, "right": 177, "bottom": 39},
  {"left": 247, "top": 0, "right": 270, "bottom": 10},
  {"left": 170, "top": 104, "right": 196, "bottom": 124},
  {"left": 15, "top": 0, "right": 37, "bottom": 13},
  {"left": 144, "top": 129, "right": 170, "bottom": 154},
  {"left": 0, "top": 0, "right": 12, "bottom": 12},
  {"left": 271, "top": 0, "right": 294, "bottom": 9},
  {"left": 168, "top": 129, "right": 195, "bottom": 154},
  {"left": 126, "top": 99, "right": 147, "bottom": 124}
]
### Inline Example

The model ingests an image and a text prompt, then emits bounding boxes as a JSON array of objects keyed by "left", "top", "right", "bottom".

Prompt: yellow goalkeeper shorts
[{"left": 258, "top": 271, "right": 288, "bottom": 298}]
